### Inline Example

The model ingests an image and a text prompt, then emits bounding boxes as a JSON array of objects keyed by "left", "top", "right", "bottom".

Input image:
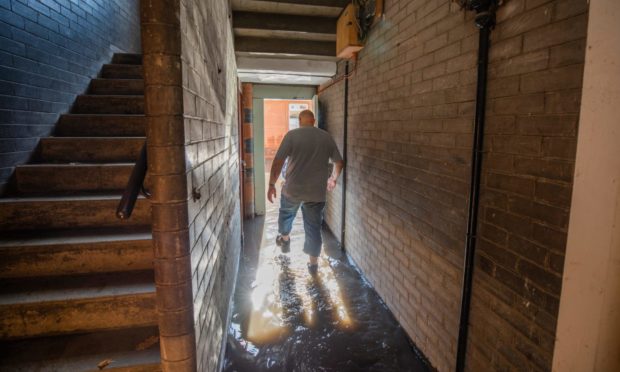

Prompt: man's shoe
[
  {"left": 276, "top": 235, "right": 290, "bottom": 253},
  {"left": 307, "top": 263, "right": 318, "bottom": 276}
]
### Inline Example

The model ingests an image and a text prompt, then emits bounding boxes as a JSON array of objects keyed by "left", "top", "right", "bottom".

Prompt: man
[{"left": 267, "top": 110, "right": 344, "bottom": 275}]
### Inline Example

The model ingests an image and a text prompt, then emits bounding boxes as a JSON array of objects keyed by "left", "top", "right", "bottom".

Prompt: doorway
[
  {"left": 264, "top": 99, "right": 313, "bottom": 181},
  {"left": 252, "top": 85, "right": 317, "bottom": 215}
]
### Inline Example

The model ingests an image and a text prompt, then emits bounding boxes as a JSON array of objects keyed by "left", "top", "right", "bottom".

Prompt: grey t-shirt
[{"left": 275, "top": 126, "right": 343, "bottom": 203}]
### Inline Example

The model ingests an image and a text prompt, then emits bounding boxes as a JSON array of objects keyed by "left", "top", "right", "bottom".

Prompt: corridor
[
  {"left": 1, "top": 0, "right": 618, "bottom": 371},
  {"left": 223, "top": 182, "right": 429, "bottom": 371}
]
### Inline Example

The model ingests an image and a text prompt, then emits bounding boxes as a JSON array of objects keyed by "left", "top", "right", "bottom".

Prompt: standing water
[{"left": 224, "top": 183, "right": 431, "bottom": 372}]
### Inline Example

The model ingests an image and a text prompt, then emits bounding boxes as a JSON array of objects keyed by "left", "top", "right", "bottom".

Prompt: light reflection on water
[
  {"left": 246, "top": 239, "right": 354, "bottom": 344},
  {"left": 224, "top": 183, "right": 429, "bottom": 372}
]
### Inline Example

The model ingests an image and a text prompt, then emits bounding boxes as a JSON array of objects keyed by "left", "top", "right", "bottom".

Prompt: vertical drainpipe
[
  {"left": 340, "top": 61, "right": 349, "bottom": 250},
  {"left": 456, "top": 1, "right": 497, "bottom": 371},
  {"left": 141, "top": 0, "right": 196, "bottom": 370},
  {"left": 241, "top": 83, "right": 255, "bottom": 218}
]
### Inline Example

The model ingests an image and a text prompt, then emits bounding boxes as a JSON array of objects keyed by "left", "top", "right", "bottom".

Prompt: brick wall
[
  {"left": 318, "top": 61, "right": 346, "bottom": 237},
  {"left": 0, "top": 0, "right": 140, "bottom": 193},
  {"left": 180, "top": 0, "right": 242, "bottom": 371},
  {"left": 319, "top": 1, "right": 588, "bottom": 371},
  {"left": 468, "top": 1, "right": 588, "bottom": 370}
]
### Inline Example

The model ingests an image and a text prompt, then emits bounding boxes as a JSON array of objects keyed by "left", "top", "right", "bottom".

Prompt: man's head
[{"left": 298, "top": 110, "right": 316, "bottom": 127}]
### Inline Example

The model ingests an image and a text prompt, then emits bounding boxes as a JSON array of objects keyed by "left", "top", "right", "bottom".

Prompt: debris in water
[
  {"left": 97, "top": 359, "right": 113, "bottom": 370},
  {"left": 135, "top": 335, "right": 159, "bottom": 351}
]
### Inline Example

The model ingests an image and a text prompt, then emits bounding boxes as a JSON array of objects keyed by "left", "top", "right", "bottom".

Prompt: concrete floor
[{"left": 223, "top": 182, "right": 430, "bottom": 371}]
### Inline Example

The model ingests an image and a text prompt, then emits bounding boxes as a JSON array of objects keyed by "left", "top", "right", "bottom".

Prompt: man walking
[{"left": 267, "top": 110, "right": 344, "bottom": 275}]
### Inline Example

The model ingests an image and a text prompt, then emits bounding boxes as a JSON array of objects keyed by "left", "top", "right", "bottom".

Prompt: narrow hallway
[{"left": 224, "top": 182, "right": 430, "bottom": 371}]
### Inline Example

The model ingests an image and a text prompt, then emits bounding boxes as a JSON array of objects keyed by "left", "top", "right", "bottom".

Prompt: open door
[{"left": 313, "top": 94, "right": 323, "bottom": 130}]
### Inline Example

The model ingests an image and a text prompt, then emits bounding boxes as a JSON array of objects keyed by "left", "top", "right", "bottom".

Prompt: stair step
[
  {"left": 0, "top": 195, "right": 151, "bottom": 232},
  {"left": 72, "top": 95, "right": 144, "bottom": 115},
  {"left": 15, "top": 163, "right": 136, "bottom": 194},
  {"left": 0, "top": 229, "right": 152, "bottom": 278},
  {"left": 56, "top": 114, "right": 146, "bottom": 137},
  {"left": 112, "top": 53, "right": 143, "bottom": 65},
  {"left": 89, "top": 79, "right": 144, "bottom": 95},
  {"left": 39, "top": 137, "right": 144, "bottom": 163},
  {"left": 0, "top": 326, "right": 160, "bottom": 371},
  {"left": 101, "top": 64, "right": 143, "bottom": 79},
  {"left": 0, "top": 271, "right": 156, "bottom": 339}
]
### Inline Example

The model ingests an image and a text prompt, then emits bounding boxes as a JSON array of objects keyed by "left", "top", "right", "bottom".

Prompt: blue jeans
[{"left": 278, "top": 194, "right": 325, "bottom": 257}]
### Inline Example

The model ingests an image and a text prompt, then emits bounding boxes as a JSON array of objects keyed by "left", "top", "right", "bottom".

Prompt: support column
[
  {"left": 141, "top": 1, "right": 196, "bottom": 371},
  {"left": 241, "top": 83, "right": 255, "bottom": 218},
  {"left": 553, "top": 1, "right": 620, "bottom": 370}
]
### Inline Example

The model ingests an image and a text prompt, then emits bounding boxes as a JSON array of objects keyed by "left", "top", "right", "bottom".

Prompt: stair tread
[
  {"left": 55, "top": 115, "right": 146, "bottom": 137},
  {"left": 77, "top": 94, "right": 144, "bottom": 98},
  {"left": 0, "top": 194, "right": 140, "bottom": 203},
  {"left": 61, "top": 113, "right": 145, "bottom": 117},
  {"left": 92, "top": 78, "right": 144, "bottom": 81},
  {"left": 0, "top": 326, "right": 160, "bottom": 371},
  {"left": 17, "top": 162, "right": 135, "bottom": 168},
  {"left": 0, "top": 271, "right": 155, "bottom": 305},
  {"left": 43, "top": 136, "right": 146, "bottom": 140},
  {"left": 0, "top": 228, "right": 151, "bottom": 248}
]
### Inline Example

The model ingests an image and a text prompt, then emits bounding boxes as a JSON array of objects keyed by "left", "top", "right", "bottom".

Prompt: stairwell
[{"left": 0, "top": 54, "right": 161, "bottom": 371}]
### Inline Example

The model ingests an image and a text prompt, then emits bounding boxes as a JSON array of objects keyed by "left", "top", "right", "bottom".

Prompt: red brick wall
[
  {"left": 264, "top": 99, "right": 313, "bottom": 168},
  {"left": 180, "top": 0, "right": 242, "bottom": 371},
  {"left": 319, "top": 1, "right": 588, "bottom": 371}
]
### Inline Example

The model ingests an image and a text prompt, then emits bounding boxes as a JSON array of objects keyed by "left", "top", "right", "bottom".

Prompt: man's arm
[
  {"left": 267, "top": 158, "right": 286, "bottom": 203},
  {"left": 327, "top": 160, "right": 345, "bottom": 191}
]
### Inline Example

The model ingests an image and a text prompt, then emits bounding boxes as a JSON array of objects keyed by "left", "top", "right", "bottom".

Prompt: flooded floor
[{"left": 224, "top": 184, "right": 431, "bottom": 372}]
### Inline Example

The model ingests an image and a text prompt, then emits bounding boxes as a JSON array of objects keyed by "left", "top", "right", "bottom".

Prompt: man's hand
[
  {"left": 327, "top": 177, "right": 337, "bottom": 192},
  {"left": 267, "top": 184, "right": 277, "bottom": 203}
]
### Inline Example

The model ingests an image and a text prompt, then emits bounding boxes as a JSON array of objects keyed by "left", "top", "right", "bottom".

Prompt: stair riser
[
  {"left": 39, "top": 138, "right": 144, "bottom": 163},
  {"left": 101, "top": 65, "right": 143, "bottom": 79},
  {"left": 112, "top": 54, "right": 142, "bottom": 65},
  {"left": 104, "top": 365, "right": 162, "bottom": 371},
  {"left": 15, "top": 165, "right": 152, "bottom": 194},
  {"left": 0, "top": 240, "right": 153, "bottom": 279},
  {"left": 0, "top": 293, "right": 156, "bottom": 339},
  {"left": 0, "top": 198, "right": 151, "bottom": 231},
  {"left": 89, "top": 79, "right": 144, "bottom": 95},
  {"left": 55, "top": 115, "right": 146, "bottom": 137},
  {"left": 72, "top": 96, "right": 144, "bottom": 115}
]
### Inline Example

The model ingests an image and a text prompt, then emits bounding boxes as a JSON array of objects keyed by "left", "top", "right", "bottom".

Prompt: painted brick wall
[
  {"left": 468, "top": 0, "right": 588, "bottom": 370},
  {"left": 335, "top": 3, "right": 477, "bottom": 370},
  {"left": 319, "top": 61, "right": 346, "bottom": 238},
  {"left": 320, "top": 1, "right": 588, "bottom": 371},
  {"left": 0, "top": 0, "right": 140, "bottom": 193},
  {"left": 179, "top": 0, "right": 242, "bottom": 371}
]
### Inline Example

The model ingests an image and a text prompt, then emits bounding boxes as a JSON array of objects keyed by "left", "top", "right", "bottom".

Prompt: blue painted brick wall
[{"left": 0, "top": 0, "right": 140, "bottom": 193}]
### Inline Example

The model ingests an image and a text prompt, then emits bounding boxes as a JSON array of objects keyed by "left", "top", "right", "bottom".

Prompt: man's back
[{"left": 275, "top": 126, "right": 342, "bottom": 202}]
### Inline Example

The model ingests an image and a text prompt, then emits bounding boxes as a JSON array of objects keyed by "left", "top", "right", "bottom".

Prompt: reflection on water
[{"left": 224, "top": 186, "right": 430, "bottom": 372}]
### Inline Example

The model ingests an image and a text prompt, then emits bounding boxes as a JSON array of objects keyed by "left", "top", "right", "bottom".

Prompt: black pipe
[
  {"left": 117, "top": 143, "right": 148, "bottom": 220},
  {"left": 340, "top": 61, "right": 349, "bottom": 250},
  {"left": 456, "top": 3, "right": 496, "bottom": 371}
]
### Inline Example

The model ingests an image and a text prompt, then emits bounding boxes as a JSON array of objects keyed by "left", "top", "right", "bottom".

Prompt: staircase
[{"left": 0, "top": 54, "right": 161, "bottom": 371}]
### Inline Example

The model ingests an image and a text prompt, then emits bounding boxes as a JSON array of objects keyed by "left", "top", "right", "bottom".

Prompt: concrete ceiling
[{"left": 232, "top": 0, "right": 346, "bottom": 85}]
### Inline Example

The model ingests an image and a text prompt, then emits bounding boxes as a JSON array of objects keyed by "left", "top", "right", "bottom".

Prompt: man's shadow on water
[{"left": 276, "top": 254, "right": 334, "bottom": 328}]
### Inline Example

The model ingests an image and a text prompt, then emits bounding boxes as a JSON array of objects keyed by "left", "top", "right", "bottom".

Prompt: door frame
[{"left": 251, "top": 84, "right": 318, "bottom": 215}]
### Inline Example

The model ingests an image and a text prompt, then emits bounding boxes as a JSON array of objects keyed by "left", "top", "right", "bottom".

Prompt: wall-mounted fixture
[
  {"left": 337, "top": 4, "right": 364, "bottom": 59},
  {"left": 336, "top": 0, "right": 384, "bottom": 59}
]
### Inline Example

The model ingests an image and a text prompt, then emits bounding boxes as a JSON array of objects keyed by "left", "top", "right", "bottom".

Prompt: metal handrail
[{"left": 116, "top": 143, "right": 150, "bottom": 219}]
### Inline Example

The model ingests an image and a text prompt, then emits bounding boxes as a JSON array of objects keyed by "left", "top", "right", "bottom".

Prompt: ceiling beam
[
  {"left": 237, "top": 56, "right": 337, "bottom": 76},
  {"left": 233, "top": 11, "right": 337, "bottom": 35},
  {"left": 235, "top": 37, "right": 336, "bottom": 57},
  {"left": 231, "top": 0, "right": 344, "bottom": 17},
  {"left": 252, "top": 0, "right": 349, "bottom": 8}
]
